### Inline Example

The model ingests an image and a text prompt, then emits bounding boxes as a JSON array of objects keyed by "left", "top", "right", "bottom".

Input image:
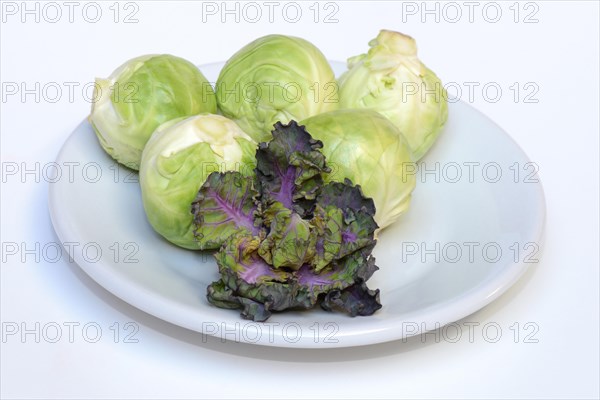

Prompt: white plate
[{"left": 48, "top": 62, "right": 545, "bottom": 348}]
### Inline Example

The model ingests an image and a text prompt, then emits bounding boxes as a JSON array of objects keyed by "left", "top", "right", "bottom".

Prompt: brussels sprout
[
  {"left": 139, "top": 114, "right": 256, "bottom": 249},
  {"left": 338, "top": 30, "right": 448, "bottom": 160},
  {"left": 216, "top": 34, "right": 338, "bottom": 142},
  {"left": 89, "top": 54, "right": 217, "bottom": 170},
  {"left": 301, "top": 109, "right": 416, "bottom": 230}
]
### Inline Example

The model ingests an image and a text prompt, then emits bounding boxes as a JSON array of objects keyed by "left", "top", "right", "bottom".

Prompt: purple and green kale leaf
[
  {"left": 195, "top": 120, "right": 382, "bottom": 321},
  {"left": 191, "top": 171, "right": 262, "bottom": 250}
]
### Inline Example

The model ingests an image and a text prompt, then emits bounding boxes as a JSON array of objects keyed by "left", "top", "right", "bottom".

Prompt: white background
[{"left": 1, "top": 1, "right": 599, "bottom": 399}]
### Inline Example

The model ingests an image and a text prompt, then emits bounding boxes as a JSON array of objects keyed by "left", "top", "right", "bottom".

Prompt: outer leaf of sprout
[
  {"left": 90, "top": 54, "right": 217, "bottom": 170},
  {"left": 338, "top": 30, "right": 448, "bottom": 160}
]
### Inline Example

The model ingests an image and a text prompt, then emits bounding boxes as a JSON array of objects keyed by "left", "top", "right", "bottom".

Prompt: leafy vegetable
[
  {"left": 89, "top": 54, "right": 217, "bottom": 170},
  {"left": 301, "top": 109, "right": 416, "bottom": 230},
  {"left": 338, "top": 30, "right": 448, "bottom": 160},
  {"left": 191, "top": 171, "right": 261, "bottom": 250},
  {"left": 257, "top": 203, "right": 317, "bottom": 270},
  {"left": 216, "top": 35, "right": 338, "bottom": 143},
  {"left": 255, "top": 120, "right": 329, "bottom": 217},
  {"left": 316, "top": 181, "right": 378, "bottom": 260},
  {"left": 140, "top": 114, "right": 256, "bottom": 249},
  {"left": 195, "top": 121, "right": 382, "bottom": 321}
]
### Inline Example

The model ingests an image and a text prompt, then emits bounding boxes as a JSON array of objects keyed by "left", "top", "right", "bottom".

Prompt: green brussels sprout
[
  {"left": 139, "top": 114, "right": 256, "bottom": 249},
  {"left": 338, "top": 30, "right": 448, "bottom": 160},
  {"left": 216, "top": 34, "right": 338, "bottom": 142},
  {"left": 301, "top": 109, "right": 416, "bottom": 230},
  {"left": 89, "top": 54, "right": 217, "bottom": 170}
]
